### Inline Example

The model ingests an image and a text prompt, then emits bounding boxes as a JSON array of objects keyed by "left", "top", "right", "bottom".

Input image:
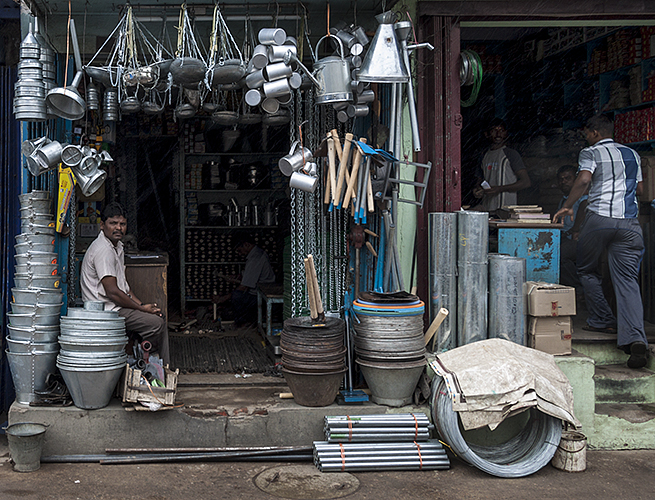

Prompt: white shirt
[
  {"left": 578, "top": 138, "right": 642, "bottom": 219},
  {"left": 80, "top": 231, "right": 130, "bottom": 311}
]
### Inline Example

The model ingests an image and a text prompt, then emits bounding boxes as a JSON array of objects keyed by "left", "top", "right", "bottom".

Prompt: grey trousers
[
  {"left": 576, "top": 211, "right": 647, "bottom": 349},
  {"left": 118, "top": 308, "right": 170, "bottom": 366}
]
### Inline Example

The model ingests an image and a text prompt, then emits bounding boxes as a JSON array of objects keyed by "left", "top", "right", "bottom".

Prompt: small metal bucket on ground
[
  {"left": 4, "top": 422, "right": 48, "bottom": 472},
  {"left": 551, "top": 430, "right": 587, "bottom": 472}
]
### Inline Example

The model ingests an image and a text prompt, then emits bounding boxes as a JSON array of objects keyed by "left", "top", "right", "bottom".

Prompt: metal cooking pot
[
  {"left": 170, "top": 57, "right": 206, "bottom": 86},
  {"left": 211, "top": 110, "right": 238, "bottom": 126},
  {"left": 210, "top": 59, "right": 246, "bottom": 86},
  {"left": 313, "top": 35, "right": 353, "bottom": 104}
]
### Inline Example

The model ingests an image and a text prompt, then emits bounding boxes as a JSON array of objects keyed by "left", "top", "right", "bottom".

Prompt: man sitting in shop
[
  {"left": 80, "top": 202, "right": 170, "bottom": 365},
  {"left": 473, "top": 118, "right": 532, "bottom": 212},
  {"left": 554, "top": 114, "right": 647, "bottom": 369},
  {"left": 212, "top": 237, "right": 275, "bottom": 327},
  {"left": 556, "top": 164, "right": 588, "bottom": 294}
]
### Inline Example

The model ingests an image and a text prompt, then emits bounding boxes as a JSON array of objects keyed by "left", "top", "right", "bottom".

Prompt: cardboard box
[
  {"left": 120, "top": 364, "right": 179, "bottom": 409},
  {"left": 529, "top": 316, "right": 572, "bottom": 355},
  {"left": 526, "top": 281, "right": 576, "bottom": 317}
]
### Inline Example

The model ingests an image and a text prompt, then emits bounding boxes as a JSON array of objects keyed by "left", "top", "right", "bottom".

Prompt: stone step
[
  {"left": 594, "top": 364, "right": 655, "bottom": 404},
  {"left": 593, "top": 403, "right": 655, "bottom": 449}
]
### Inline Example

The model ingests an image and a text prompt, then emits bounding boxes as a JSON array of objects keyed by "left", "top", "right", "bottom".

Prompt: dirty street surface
[{"left": 1, "top": 442, "right": 654, "bottom": 500}]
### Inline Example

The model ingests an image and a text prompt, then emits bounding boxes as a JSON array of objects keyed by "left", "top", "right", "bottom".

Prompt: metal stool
[{"left": 257, "top": 284, "right": 284, "bottom": 337}]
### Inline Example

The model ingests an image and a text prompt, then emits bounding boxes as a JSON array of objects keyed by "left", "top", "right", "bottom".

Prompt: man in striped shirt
[{"left": 554, "top": 115, "right": 648, "bottom": 369}]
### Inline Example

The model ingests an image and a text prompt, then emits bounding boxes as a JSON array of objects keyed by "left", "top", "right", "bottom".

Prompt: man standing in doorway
[
  {"left": 554, "top": 115, "right": 647, "bottom": 368},
  {"left": 473, "top": 118, "right": 532, "bottom": 212},
  {"left": 81, "top": 202, "right": 170, "bottom": 365}
]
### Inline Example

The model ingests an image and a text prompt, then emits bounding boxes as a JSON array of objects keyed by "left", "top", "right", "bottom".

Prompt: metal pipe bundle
[
  {"left": 488, "top": 255, "right": 527, "bottom": 345},
  {"left": 456, "top": 211, "right": 489, "bottom": 346},
  {"left": 324, "top": 413, "right": 432, "bottom": 442},
  {"left": 313, "top": 440, "right": 450, "bottom": 472},
  {"left": 428, "top": 213, "right": 457, "bottom": 352}
]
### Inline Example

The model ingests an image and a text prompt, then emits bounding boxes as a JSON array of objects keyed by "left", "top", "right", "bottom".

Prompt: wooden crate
[{"left": 120, "top": 364, "right": 179, "bottom": 406}]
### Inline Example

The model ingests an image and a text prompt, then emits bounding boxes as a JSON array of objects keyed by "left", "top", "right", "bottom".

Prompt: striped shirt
[{"left": 578, "top": 138, "right": 642, "bottom": 219}]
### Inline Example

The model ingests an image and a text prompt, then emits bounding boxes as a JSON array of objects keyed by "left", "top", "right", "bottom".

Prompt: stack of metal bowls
[
  {"left": 57, "top": 301, "right": 128, "bottom": 409},
  {"left": 280, "top": 316, "right": 347, "bottom": 407},
  {"left": 13, "top": 26, "right": 46, "bottom": 122},
  {"left": 104, "top": 88, "right": 119, "bottom": 121},
  {"left": 353, "top": 292, "right": 427, "bottom": 407},
  {"left": 33, "top": 18, "right": 57, "bottom": 118},
  {"left": 6, "top": 191, "right": 62, "bottom": 404}
]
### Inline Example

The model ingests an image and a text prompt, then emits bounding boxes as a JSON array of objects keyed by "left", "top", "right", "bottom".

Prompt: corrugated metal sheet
[{"left": 1, "top": 66, "right": 20, "bottom": 412}]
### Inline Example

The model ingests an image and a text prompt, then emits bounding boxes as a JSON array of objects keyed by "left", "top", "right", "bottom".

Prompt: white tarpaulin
[{"left": 430, "top": 339, "right": 580, "bottom": 430}]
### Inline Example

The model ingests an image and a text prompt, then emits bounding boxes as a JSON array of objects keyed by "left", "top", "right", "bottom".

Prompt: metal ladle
[{"left": 46, "top": 18, "right": 86, "bottom": 120}]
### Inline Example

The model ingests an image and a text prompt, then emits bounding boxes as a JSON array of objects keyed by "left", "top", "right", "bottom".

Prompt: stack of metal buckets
[
  {"left": 353, "top": 293, "right": 427, "bottom": 407},
  {"left": 14, "top": 19, "right": 53, "bottom": 122},
  {"left": 57, "top": 301, "right": 128, "bottom": 409},
  {"left": 280, "top": 317, "right": 347, "bottom": 407},
  {"left": 6, "top": 191, "right": 62, "bottom": 405}
]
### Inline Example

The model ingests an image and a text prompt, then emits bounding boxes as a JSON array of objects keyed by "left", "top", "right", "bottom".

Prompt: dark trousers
[
  {"left": 118, "top": 308, "right": 170, "bottom": 365},
  {"left": 576, "top": 211, "right": 647, "bottom": 349},
  {"left": 560, "top": 236, "right": 582, "bottom": 291},
  {"left": 232, "top": 289, "right": 257, "bottom": 326}
]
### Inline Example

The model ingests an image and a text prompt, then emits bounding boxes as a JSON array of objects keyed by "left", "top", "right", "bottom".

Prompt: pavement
[{"left": 0, "top": 433, "right": 654, "bottom": 500}]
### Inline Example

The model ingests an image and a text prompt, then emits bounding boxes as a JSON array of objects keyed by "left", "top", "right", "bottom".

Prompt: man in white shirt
[
  {"left": 81, "top": 203, "right": 169, "bottom": 365},
  {"left": 212, "top": 237, "right": 275, "bottom": 327},
  {"left": 554, "top": 115, "right": 647, "bottom": 368}
]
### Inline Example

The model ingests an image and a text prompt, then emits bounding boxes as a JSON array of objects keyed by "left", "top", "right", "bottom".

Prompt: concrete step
[
  {"left": 594, "top": 364, "right": 655, "bottom": 404},
  {"left": 593, "top": 403, "right": 655, "bottom": 449}
]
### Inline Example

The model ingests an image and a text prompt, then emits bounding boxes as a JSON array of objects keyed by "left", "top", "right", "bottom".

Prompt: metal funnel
[
  {"left": 46, "top": 18, "right": 86, "bottom": 120},
  {"left": 357, "top": 12, "right": 408, "bottom": 83}
]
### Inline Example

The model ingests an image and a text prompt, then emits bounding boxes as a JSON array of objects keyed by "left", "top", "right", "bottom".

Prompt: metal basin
[
  {"left": 6, "top": 349, "right": 58, "bottom": 404},
  {"left": 19, "top": 223, "right": 55, "bottom": 236},
  {"left": 14, "top": 243, "right": 55, "bottom": 254},
  {"left": 11, "top": 302, "right": 62, "bottom": 316},
  {"left": 64, "top": 308, "right": 119, "bottom": 319},
  {"left": 60, "top": 318, "right": 125, "bottom": 331},
  {"left": 15, "top": 263, "right": 58, "bottom": 275},
  {"left": 57, "top": 362, "right": 125, "bottom": 409},
  {"left": 356, "top": 358, "right": 427, "bottom": 407},
  {"left": 13, "top": 275, "right": 61, "bottom": 289},
  {"left": 15, "top": 252, "right": 57, "bottom": 265},
  {"left": 8, "top": 324, "right": 60, "bottom": 342},
  {"left": 15, "top": 233, "right": 55, "bottom": 246},
  {"left": 281, "top": 367, "right": 347, "bottom": 407},
  {"left": 12, "top": 287, "right": 62, "bottom": 305},
  {"left": 7, "top": 338, "right": 59, "bottom": 354},
  {"left": 58, "top": 350, "right": 127, "bottom": 361},
  {"left": 7, "top": 312, "right": 60, "bottom": 327},
  {"left": 58, "top": 338, "right": 127, "bottom": 353}
]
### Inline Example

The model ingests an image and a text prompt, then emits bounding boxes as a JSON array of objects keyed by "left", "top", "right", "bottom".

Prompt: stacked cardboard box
[
  {"left": 640, "top": 154, "right": 655, "bottom": 200},
  {"left": 526, "top": 282, "right": 576, "bottom": 355},
  {"left": 614, "top": 108, "right": 655, "bottom": 144}
]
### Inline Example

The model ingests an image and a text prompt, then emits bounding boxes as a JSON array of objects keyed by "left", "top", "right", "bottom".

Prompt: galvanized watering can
[{"left": 313, "top": 35, "right": 353, "bottom": 104}]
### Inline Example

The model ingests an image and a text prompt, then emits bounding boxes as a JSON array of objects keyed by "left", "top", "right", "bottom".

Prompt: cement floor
[{"left": 0, "top": 439, "right": 654, "bottom": 500}]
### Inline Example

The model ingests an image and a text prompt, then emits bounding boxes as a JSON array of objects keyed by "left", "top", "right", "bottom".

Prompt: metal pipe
[
  {"left": 314, "top": 439, "right": 443, "bottom": 449},
  {"left": 69, "top": 19, "right": 83, "bottom": 72},
  {"left": 400, "top": 39, "right": 421, "bottom": 152},
  {"left": 428, "top": 213, "right": 457, "bottom": 352},
  {"left": 105, "top": 445, "right": 312, "bottom": 454}
]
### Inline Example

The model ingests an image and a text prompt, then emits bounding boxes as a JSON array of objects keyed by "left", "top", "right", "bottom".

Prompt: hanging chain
[{"left": 68, "top": 186, "right": 77, "bottom": 306}]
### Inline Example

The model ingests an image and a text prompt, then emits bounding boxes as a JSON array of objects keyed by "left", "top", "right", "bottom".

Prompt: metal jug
[
  {"left": 313, "top": 35, "right": 353, "bottom": 104},
  {"left": 278, "top": 140, "right": 313, "bottom": 176}
]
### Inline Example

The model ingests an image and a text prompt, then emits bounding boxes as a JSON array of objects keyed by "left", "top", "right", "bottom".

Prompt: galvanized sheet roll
[
  {"left": 457, "top": 210, "right": 489, "bottom": 346},
  {"left": 428, "top": 213, "right": 457, "bottom": 352},
  {"left": 488, "top": 255, "right": 527, "bottom": 345}
]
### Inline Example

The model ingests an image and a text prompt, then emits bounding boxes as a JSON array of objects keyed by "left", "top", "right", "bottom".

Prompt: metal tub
[
  {"left": 57, "top": 338, "right": 127, "bottom": 353},
  {"left": 12, "top": 287, "right": 63, "bottom": 304},
  {"left": 8, "top": 324, "right": 60, "bottom": 343},
  {"left": 14, "top": 252, "right": 58, "bottom": 265},
  {"left": 15, "top": 262, "right": 58, "bottom": 275},
  {"left": 15, "top": 233, "right": 55, "bottom": 246},
  {"left": 13, "top": 275, "right": 61, "bottom": 289},
  {"left": 10, "top": 302, "right": 62, "bottom": 316},
  {"left": 6, "top": 349, "right": 58, "bottom": 404},
  {"left": 56, "top": 361, "right": 126, "bottom": 409},
  {"left": 7, "top": 312, "right": 60, "bottom": 327},
  {"left": 14, "top": 243, "right": 55, "bottom": 254},
  {"left": 6, "top": 338, "right": 59, "bottom": 354}
]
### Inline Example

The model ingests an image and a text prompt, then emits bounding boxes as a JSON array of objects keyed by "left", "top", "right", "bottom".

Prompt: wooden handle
[
  {"left": 330, "top": 129, "right": 343, "bottom": 161},
  {"left": 304, "top": 258, "right": 317, "bottom": 319},
  {"left": 307, "top": 254, "right": 324, "bottom": 315},
  {"left": 424, "top": 308, "right": 449, "bottom": 346},
  {"left": 323, "top": 160, "right": 331, "bottom": 205},
  {"left": 335, "top": 133, "right": 354, "bottom": 208},
  {"left": 366, "top": 165, "right": 374, "bottom": 212},
  {"left": 279, "top": 392, "right": 294, "bottom": 399},
  {"left": 327, "top": 135, "right": 337, "bottom": 205},
  {"left": 364, "top": 229, "right": 378, "bottom": 238},
  {"left": 343, "top": 139, "right": 366, "bottom": 209},
  {"left": 366, "top": 241, "right": 378, "bottom": 258}
]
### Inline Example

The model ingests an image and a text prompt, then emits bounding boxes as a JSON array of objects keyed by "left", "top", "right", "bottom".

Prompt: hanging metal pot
[
  {"left": 120, "top": 96, "right": 141, "bottom": 114},
  {"left": 211, "top": 110, "right": 238, "bottom": 126},
  {"left": 175, "top": 103, "right": 197, "bottom": 120},
  {"left": 312, "top": 35, "right": 353, "bottom": 104},
  {"left": 262, "top": 108, "right": 290, "bottom": 126},
  {"left": 71, "top": 165, "right": 107, "bottom": 197},
  {"left": 170, "top": 57, "right": 206, "bottom": 87},
  {"left": 210, "top": 59, "right": 246, "bottom": 86}
]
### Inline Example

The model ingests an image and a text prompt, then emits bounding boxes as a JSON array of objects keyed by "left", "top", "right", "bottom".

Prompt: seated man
[
  {"left": 80, "top": 202, "right": 170, "bottom": 365},
  {"left": 213, "top": 237, "right": 275, "bottom": 327},
  {"left": 556, "top": 165, "right": 588, "bottom": 293}
]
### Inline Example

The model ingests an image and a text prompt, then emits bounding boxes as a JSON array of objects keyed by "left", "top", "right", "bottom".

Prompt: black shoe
[
  {"left": 627, "top": 342, "right": 648, "bottom": 369},
  {"left": 582, "top": 324, "right": 617, "bottom": 334}
]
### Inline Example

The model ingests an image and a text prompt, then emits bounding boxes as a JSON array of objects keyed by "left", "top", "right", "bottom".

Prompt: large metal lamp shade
[{"left": 357, "top": 12, "right": 409, "bottom": 83}]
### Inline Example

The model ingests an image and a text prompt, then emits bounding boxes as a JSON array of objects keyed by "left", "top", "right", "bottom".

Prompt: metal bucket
[
  {"left": 60, "top": 318, "right": 125, "bottom": 331},
  {"left": 19, "top": 223, "right": 56, "bottom": 236},
  {"left": 12, "top": 287, "right": 62, "bottom": 305},
  {"left": 58, "top": 339, "right": 127, "bottom": 353},
  {"left": 6, "top": 339, "right": 59, "bottom": 354},
  {"left": 56, "top": 362, "right": 126, "bottom": 409},
  {"left": 7, "top": 312, "right": 60, "bottom": 327},
  {"left": 6, "top": 350, "right": 58, "bottom": 404},
  {"left": 15, "top": 233, "right": 55, "bottom": 246},
  {"left": 356, "top": 358, "right": 426, "bottom": 407},
  {"left": 4, "top": 422, "right": 48, "bottom": 472},
  {"left": 13, "top": 274, "right": 61, "bottom": 289},
  {"left": 14, "top": 252, "right": 57, "bottom": 265},
  {"left": 551, "top": 430, "right": 587, "bottom": 472},
  {"left": 7, "top": 324, "right": 60, "bottom": 342},
  {"left": 11, "top": 302, "right": 62, "bottom": 316},
  {"left": 14, "top": 242, "right": 55, "bottom": 254},
  {"left": 17, "top": 198, "right": 50, "bottom": 212},
  {"left": 281, "top": 367, "right": 347, "bottom": 407},
  {"left": 18, "top": 191, "right": 50, "bottom": 203}
]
